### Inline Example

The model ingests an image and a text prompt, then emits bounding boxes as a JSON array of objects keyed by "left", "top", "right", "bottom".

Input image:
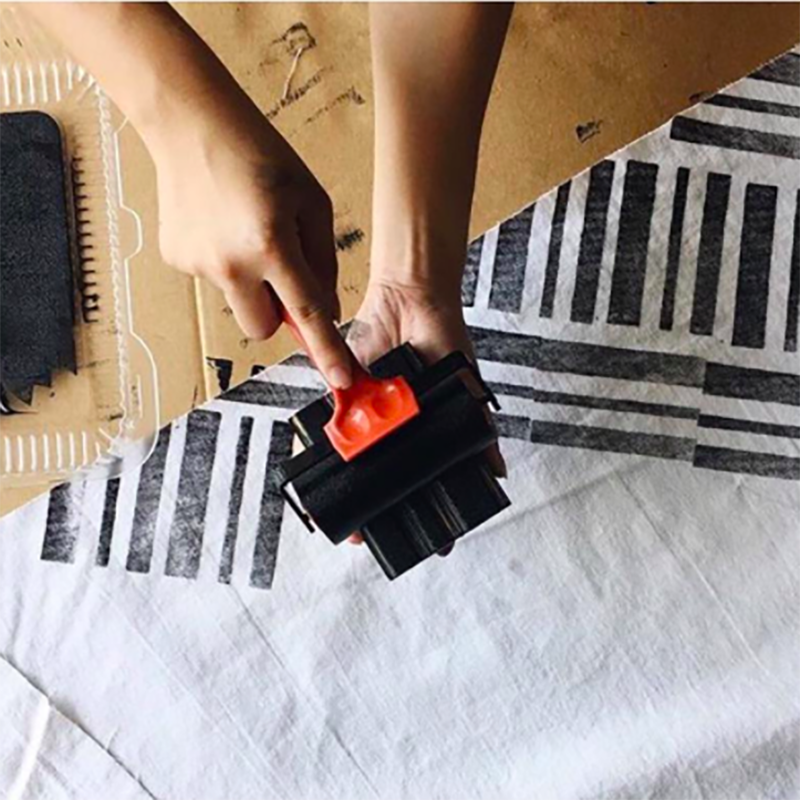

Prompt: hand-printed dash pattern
[
  {"left": 540, "top": 181, "right": 571, "bottom": 319},
  {"left": 218, "top": 416, "right": 254, "bottom": 585},
  {"left": 607, "top": 160, "right": 659, "bottom": 326},
  {"left": 488, "top": 204, "right": 535, "bottom": 313},
  {"left": 166, "top": 410, "right": 222, "bottom": 579},
  {"left": 41, "top": 482, "right": 83, "bottom": 563},
  {"left": 571, "top": 160, "right": 615, "bottom": 324},
  {"left": 660, "top": 167, "right": 690, "bottom": 331},
  {"left": 250, "top": 421, "right": 294, "bottom": 590}
]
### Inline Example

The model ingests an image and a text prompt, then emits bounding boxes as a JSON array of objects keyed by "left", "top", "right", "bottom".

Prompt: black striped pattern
[{"left": 35, "top": 386, "right": 323, "bottom": 588}]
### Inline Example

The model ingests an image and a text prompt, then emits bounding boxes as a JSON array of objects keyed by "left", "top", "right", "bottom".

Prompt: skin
[{"left": 26, "top": 2, "right": 512, "bottom": 545}]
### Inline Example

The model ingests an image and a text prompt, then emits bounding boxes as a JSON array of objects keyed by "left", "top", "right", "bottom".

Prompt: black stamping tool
[{"left": 276, "top": 314, "right": 510, "bottom": 579}]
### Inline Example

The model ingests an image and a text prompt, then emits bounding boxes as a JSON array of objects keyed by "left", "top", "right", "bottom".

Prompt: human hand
[
  {"left": 150, "top": 104, "right": 352, "bottom": 389},
  {"left": 345, "top": 279, "right": 507, "bottom": 546}
]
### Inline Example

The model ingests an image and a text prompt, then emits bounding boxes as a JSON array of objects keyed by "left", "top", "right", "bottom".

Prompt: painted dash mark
[
  {"left": 785, "top": 191, "right": 800, "bottom": 353},
  {"left": 250, "top": 421, "right": 294, "bottom": 589},
  {"left": 690, "top": 172, "right": 731, "bottom": 336},
  {"left": 488, "top": 205, "right": 535, "bottom": 313},
  {"left": 732, "top": 184, "right": 778, "bottom": 349},
  {"left": 660, "top": 167, "right": 690, "bottom": 331},
  {"left": 166, "top": 410, "right": 222, "bottom": 580},
  {"left": 608, "top": 160, "right": 659, "bottom": 326},
  {"left": 41, "top": 482, "right": 81, "bottom": 563},
  {"left": 462, "top": 235, "right": 484, "bottom": 307},
  {"left": 96, "top": 478, "right": 121, "bottom": 567},
  {"left": 540, "top": 181, "right": 571, "bottom": 319},
  {"left": 571, "top": 161, "right": 615, "bottom": 323},
  {"left": 126, "top": 425, "right": 172, "bottom": 574},
  {"left": 218, "top": 416, "right": 254, "bottom": 584}
]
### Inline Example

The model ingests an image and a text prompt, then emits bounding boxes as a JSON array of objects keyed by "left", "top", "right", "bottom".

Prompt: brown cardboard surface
[{"left": 2, "top": 2, "right": 798, "bottom": 516}]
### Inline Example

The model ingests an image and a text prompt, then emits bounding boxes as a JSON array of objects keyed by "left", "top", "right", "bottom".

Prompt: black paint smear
[
  {"left": 660, "top": 168, "right": 690, "bottom": 331},
  {"left": 749, "top": 52, "right": 800, "bottom": 87},
  {"left": 540, "top": 181, "right": 571, "bottom": 319},
  {"left": 694, "top": 445, "right": 800, "bottom": 480},
  {"left": 220, "top": 380, "right": 323, "bottom": 409},
  {"left": 166, "top": 410, "right": 222, "bottom": 579},
  {"left": 126, "top": 425, "right": 173, "bottom": 573},
  {"left": 732, "top": 184, "right": 778, "bottom": 349},
  {"left": 571, "top": 160, "right": 615, "bottom": 323},
  {"left": 704, "top": 363, "right": 800, "bottom": 407},
  {"left": 96, "top": 478, "right": 121, "bottom": 567},
  {"left": 495, "top": 413, "right": 694, "bottom": 460},
  {"left": 608, "top": 161, "right": 659, "bottom": 326},
  {"left": 250, "top": 421, "right": 294, "bottom": 589},
  {"left": 704, "top": 94, "right": 800, "bottom": 119},
  {"left": 41, "top": 482, "right": 80, "bottom": 563},
  {"left": 461, "top": 235, "right": 484, "bottom": 307},
  {"left": 469, "top": 326, "right": 705, "bottom": 388},
  {"left": 0, "top": 112, "right": 76, "bottom": 402},
  {"left": 576, "top": 120, "right": 603, "bottom": 143},
  {"left": 785, "top": 191, "right": 800, "bottom": 353},
  {"left": 206, "top": 357, "right": 233, "bottom": 393},
  {"left": 218, "top": 416, "right": 254, "bottom": 584},
  {"left": 698, "top": 415, "right": 800, "bottom": 439},
  {"left": 488, "top": 381, "right": 699, "bottom": 420},
  {"left": 671, "top": 117, "right": 800, "bottom": 160},
  {"left": 691, "top": 172, "right": 731, "bottom": 336},
  {"left": 335, "top": 227, "right": 366, "bottom": 253},
  {"left": 488, "top": 204, "right": 535, "bottom": 313}
]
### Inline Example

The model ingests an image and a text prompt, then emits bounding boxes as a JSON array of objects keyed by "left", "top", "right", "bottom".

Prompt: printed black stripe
[
  {"left": 126, "top": 425, "right": 172, "bottom": 574},
  {"left": 660, "top": 168, "right": 690, "bottom": 331},
  {"left": 704, "top": 363, "right": 800, "bottom": 406},
  {"left": 488, "top": 204, "right": 535, "bottom": 313},
  {"left": 166, "top": 410, "right": 222, "bottom": 579},
  {"left": 694, "top": 445, "right": 800, "bottom": 480},
  {"left": 250, "top": 421, "right": 294, "bottom": 589},
  {"left": 698, "top": 415, "right": 800, "bottom": 439},
  {"left": 608, "top": 161, "right": 659, "bottom": 326},
  {"left": 218, "top": 416, "right": 254, "bottom": 584},
  {"left": 785, "top": 191, "right": 800, "bottom": 353},
  {"left": 488, "top": 381, "right": 698, "bottom": 419},
  {"left": 41, "top": 482, "right": 79, "bottom": 563},
  {"left": 495, "top": 413, "right": 532, "bottom": 440},
  {"left": 540, "top": 181, "right": 571, "bottom": 318},
  {"left": 571, "top": 160, "right": 615, "bottom": 323},
  {"left": 732, "top": 184, "right": 778, "bottom": 349},
  {"left": 219, "top": 380, "right": 322, "bottom": 409},
  {"left": 671, "top": 117, "right": 800, "bottom": 160},
  {"left": 704, "top": 94, "right": 800, "bottom": 119},
  {"left": 691, "top": 173, "right": 731, "bottom": 336},
  {"left": 528, "top": 419, "right": 694, "bottom": 460},
  {"left": 749, "top": 52, "right": 800, "bottom": 87},
  {"left": 469, "top": 326, "right": 705, "bottom": 387},
  {"left": 95, "top": 478, "right": 121, "bottom": 567},
  {"left": 461, "top": 235, "right": 484, "bottom": 307}
]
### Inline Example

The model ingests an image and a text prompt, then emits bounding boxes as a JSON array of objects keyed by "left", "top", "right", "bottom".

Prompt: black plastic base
[{"left": 277, "top": 345, "right": 510, "bottom": 579}]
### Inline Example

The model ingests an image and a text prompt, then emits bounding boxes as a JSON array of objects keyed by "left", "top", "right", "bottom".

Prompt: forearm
[
  {"left": 369, "top": 2, "right": 512, "bottom": 300},
  {"left": 23, "top": 3, "right": 266, "bottom": 154}
]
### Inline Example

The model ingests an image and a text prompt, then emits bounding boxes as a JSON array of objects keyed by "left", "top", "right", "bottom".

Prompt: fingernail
[
  {"left": 437, "top": 544, "right": 455, "bottom": 558},
  {"left": 328, "top": 366, "right": 352, "bottom": 390}
]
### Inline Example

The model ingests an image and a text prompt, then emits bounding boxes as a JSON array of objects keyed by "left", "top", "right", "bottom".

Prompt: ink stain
[
  {"left": 576, "top": 120, "right": 603, "bottom": 144},
  {"left": 206, "top": 357, "right": 234, "bottom": 392},
  {"left": 304, "top": 86, "right": 366, "bottom": 126},
  {"left": 335, "top": 227, "right": 366, "bottom": 253}
]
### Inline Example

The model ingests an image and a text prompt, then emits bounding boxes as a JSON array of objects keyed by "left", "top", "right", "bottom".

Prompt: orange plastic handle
[{"left": 281, "top": 310, "right": 419, "bottom": 461}]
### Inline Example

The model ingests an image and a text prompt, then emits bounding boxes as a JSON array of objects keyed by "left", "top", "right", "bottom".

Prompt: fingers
[
  {"left": 298, "top": 199, "right": 340, "bottom": 322},
  {"left": 224, "top": 277, "right": 281, "bottom": 340},
  {"left": 270, "top": 238, "right": 353, "bottom": 389}
]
